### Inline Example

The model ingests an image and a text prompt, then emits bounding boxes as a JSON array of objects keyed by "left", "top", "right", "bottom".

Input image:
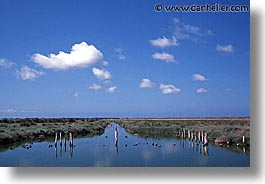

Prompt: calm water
[{"left": 0, "top": 123, "right": 249, "bottom": 167}]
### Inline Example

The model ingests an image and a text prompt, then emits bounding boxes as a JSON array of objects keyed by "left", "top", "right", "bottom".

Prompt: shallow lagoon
[{"left": 0, "top": 123, "right": 249, "bottom": 167}]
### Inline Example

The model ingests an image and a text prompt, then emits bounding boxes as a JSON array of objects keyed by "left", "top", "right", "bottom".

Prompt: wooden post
[
  {"left": 54, "top": 132, "right": 58, "bottom": 147},
  {"left": 188, "top": 129, "right": 191, "bottom": 140},
  {"left": 183, "top": 129, "right": 186, "bottom": 138},
  {"left": 242, "top": 136, "right": 245, "bottom": 143},
  {"left": 114, "top": 127, "right": 118, "bottom": 140},
  {"left": 203, "top": 132, "right": 208, "bottom": 146},
  {"left": 198, "top": 131, "right": 201, "bottom": 142},
  {"left": 59, "top": 132, "right": 62, "bottom": 146},
  {"left": 191, "top": 131, "right": 194, "bottom": 141},
  {"left": 69, "top": 132, "right": 73, "bottom": 147},
  {"left": 201, "top": 130, "right": 204, "bottom": 144}
]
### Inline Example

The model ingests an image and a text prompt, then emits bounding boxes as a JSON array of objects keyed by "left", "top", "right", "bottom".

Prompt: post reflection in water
[
  {"left": 182, "top": 136, "right": 209, "bottom": 157},
  {"left": 203, "top": 145, "right": 209, "bottom": 156},
  {"left": 60, "top": 144, "right": 62, "bottom": 158},
  {"left": 114, "top": 127, "right": 119, "bottom": 154},
  {"left": 55, "top": 146, "right": 57, "bottom": 158},
  {"left": 34, "top": 123, "right": 250, "bottom": 167},
  {"left": 53, "top": 133, "right": 74, "bottom": 159}
]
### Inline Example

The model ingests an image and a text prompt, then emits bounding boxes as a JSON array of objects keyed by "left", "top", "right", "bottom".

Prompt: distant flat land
[{"left": 114, "top": 117, "right": 250, "bottom": 144}]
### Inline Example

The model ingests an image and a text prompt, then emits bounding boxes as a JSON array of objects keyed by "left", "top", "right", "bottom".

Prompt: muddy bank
[
  {"left": 115, "top": 118, "right": 250, "bottom": 145},
  {"left": 0, "top": 118, "right": 108, "bottom": 145}
]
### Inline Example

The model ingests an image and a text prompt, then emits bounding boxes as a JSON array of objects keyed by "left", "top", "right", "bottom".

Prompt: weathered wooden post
[
  {"left": 183, "top": 129, "right": 186, "bottom": 139},
  {"left": 114, "top": 127, "right": 118, "bottom": 154},
  {"left": 203, "top": 132, "right": 208, "bottom": 146},
  {"left": 242, "top": 136, "right": 245, "bottom": 143},
  {"left": 64, "top": 137, "right": 66, "bottom": 147},
  {"left": 59, "top": 132, "right": 62, "bottom": 146},
  {"left": 114, "top": 127, "right": 118, "bottom": 141},
  {"left": 201, "top": 130, "right": 204, "bottom": 144},
  {"left": 69, "top": 132, "right": 73, "bottom": 147},
  {"left": 194, "top": 131, "right": 197, "bottom": 142},
  {"left": 54, "top": 132, "right": 58, "bottom": 147},
  {"left": 188, "top": 129, "right": 191, "bottom": 140},
  {"left": 191, "top": 130, "right": 194, "bottom": 141},
  {"left": 198, "top": 131, "right": 201, "bottom": 143}
]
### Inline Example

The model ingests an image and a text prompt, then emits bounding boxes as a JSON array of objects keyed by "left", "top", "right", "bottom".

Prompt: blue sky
[{"left": 0, "top": 0, "right": 249, "bottom": 118}]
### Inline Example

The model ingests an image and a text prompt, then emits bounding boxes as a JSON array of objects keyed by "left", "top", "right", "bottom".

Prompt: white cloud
[
  {"left": 114, "top": 48, "right": 123, "bottom": 53},
  {"left": 102, "top": 61, "right": 109, "bottom": 66},
  {"left": 216, "top": 44, "right": 234, "bottom": 53},
  {"left": 172, "top": 18, "right": 213, "bottom": 42},
  {"left": 32, "top": 42, "right": 103, "bottom": 70},
  {"left": 0, "top": 58, "right": 15, "bottom": 68},
  {"left": 150, "top": 36, "right": 179, "bottom": 48},
  {"left": 207, "top": 30, "right": 214, "bottom": 36},
  {"left": 139, "top": 78, "right": 156, "bottom": 88},
  {"left": 92, "top": 67, "right": 111, "bottom": 80},
  {"left": 106, "top": 86, "right": 117, "bottom": 93},
  {"left": 73, "top": 92, "right": 79, "bottom": 97},
  {"left": 0, "top": 109, "right": 17, "bottom": 113},
  {"left": 196, "top": 88, "right": 208, "bottom": 93},
  {"left": 15, "top": 66, "right": 44, "bottom": 80},
  {"left": 192, "top": 74, "right": 208, "bottom": 81},
  {"left": 118, "top": 54, "right": 126, "bottom": 60},
  {"left": 160, "top": 83, "right": 181, "bottom": 94},
  {"left": 224, "top": 88, "right": 232, "bottom": 92},
  {"left": 0, "top": 109, "right": 37, "bottom": 113},
  {"left": 152, "top": 52, "right": 175, "bottom": 63},
  {"left": 184, "top": 24, "right": 202, "bottom": 36},
  {"left": 114, "top": 48, "right": 126, "bottom": 60},
  {"left": 89, "top": 83, "right": 102, "bottom": 91}
]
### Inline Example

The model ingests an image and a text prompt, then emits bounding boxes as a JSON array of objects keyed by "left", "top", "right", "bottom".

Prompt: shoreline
[{"left": 1, "top": 117, "right": 250, "bottom": 150}]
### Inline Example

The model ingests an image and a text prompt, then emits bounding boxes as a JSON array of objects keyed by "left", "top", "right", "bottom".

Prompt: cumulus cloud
[
  {"left": 160, "top": 84, "right": 181, "bottom": 94},
  {"left": 196, "top": 88, "right": 208, "bottom": 93},
  {"left": 139, "top": 78, "right": 156, "bottom": 88},
  {"left": 152, "top": 52, "right": 175, "bottom": 63},
  {"left": 192, "top": 74, "right": 208, "bottom": 81},
  {"left": 32, "top": 42, "right": 103, "bottom": 70},
  {"left": 92, "top": 67, "right": 111, "bottom": 80},
  {"left": 150, "top": 36, "right": 179, "bottom": 48},
  {"left": 15, "top": 66, "right": 44, "bottom": 80},
  {"left": 89, "top": 83, "right": 102, "bottom": 91},
  {"left": 0, "top": 58, "right": 15, "bottom": 68},
  {"left": 216, "top": 44, "right": 234, "bottom": 53},
  {"left": 106, "top": 86, "right": 117, "bottom": 93}
]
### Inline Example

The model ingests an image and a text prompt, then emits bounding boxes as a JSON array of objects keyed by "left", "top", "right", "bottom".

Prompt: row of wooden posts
[
  {"left": 178, "top": 128, "right": 208, "bottom": 146},
  {"left": 54, "top": 132, "right": 73, "bottom": 148}
]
